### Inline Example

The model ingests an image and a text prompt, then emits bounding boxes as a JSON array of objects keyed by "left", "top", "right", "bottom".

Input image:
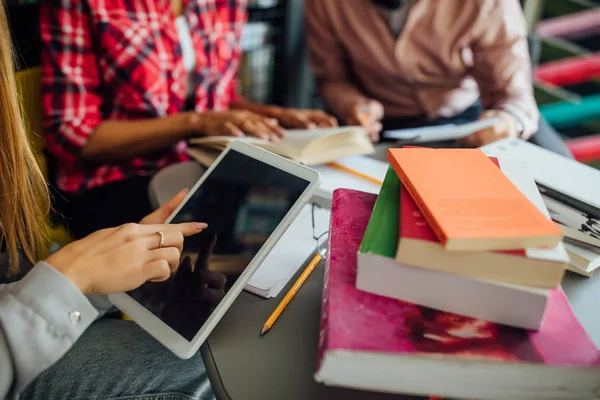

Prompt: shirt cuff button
[{"left": 69, "top": 311, "right": 82, "bottom": 326}]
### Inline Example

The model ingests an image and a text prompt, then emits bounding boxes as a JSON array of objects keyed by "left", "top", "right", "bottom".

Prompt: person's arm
[
  {"left": 230, "top": 97, "right": 337, "bottom": 130},
  {"left": 40, "top": 1, "right": 204, "bottom": 164},
  {"left": 470, "top": 0, "right": 539, "bottom": 140},
  {"left": 0, "top": 192, "right": 206, "bottom": 399},
  {"left": 79, "top": 116, "right": 200, "bottom": 162},
  {"left": 0, "top": 263, "right": 99, "bottom": 399},
  {"left": 304, "top": 1, "right": 381, "bottom": 140},
  {"left": 304, "top": 0, "right": 368, "bottom": 120}
]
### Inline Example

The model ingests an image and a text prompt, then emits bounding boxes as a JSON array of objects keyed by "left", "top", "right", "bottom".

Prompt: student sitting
[
  {"left": 305, "top": 0, "right": 571, "bottom": 155},
  {"left": 41, "top": 0, "right": 337, "bottom": 239},
  {"left": 0, "top": 2, "right": 215, "bottom": 397}
]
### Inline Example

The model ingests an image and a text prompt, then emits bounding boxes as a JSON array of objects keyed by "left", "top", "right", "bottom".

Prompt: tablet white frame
[{"left": 109, "top": 140, "right": 321, "bottom": 359}]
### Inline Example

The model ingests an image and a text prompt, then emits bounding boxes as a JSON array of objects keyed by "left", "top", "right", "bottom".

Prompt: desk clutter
[
  {"left": 313, "top": 142, "right": 600, "bottom": 399},
  {"left": 482, "top": 138, "right": 600, "bottom": 277}
]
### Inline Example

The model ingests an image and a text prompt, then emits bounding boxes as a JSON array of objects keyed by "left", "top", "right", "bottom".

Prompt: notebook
[{"left": 188, "top": 126, "right": 374, "bottom": 166}]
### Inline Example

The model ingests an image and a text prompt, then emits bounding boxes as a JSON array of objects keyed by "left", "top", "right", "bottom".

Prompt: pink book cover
[{"left": 316, "top": 189, "right": 600, "bottom": 372}]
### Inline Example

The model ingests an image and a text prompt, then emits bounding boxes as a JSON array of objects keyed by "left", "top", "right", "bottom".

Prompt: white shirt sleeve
[{"left": 0, "top": 262, "right": 99, "bottom": 399}]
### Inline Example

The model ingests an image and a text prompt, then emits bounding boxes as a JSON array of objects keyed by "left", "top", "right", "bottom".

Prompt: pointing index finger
[{"left": 131, "top": 222, "right": 208, "bottom": 238}]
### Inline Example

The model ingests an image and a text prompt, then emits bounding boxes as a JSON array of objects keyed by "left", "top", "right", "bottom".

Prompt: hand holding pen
[{"left": 346, "top": 99, "right": 385, "bottom": 142}]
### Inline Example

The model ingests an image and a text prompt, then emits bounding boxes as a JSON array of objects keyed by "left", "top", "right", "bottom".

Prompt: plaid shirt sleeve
[{"left": 41, "top": 0, "right": 104, "bottom": 168}]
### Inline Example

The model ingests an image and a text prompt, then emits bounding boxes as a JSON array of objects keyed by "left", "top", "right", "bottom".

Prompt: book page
[
  {"left": 282, "top": 127, "right": 364, "bottom": 151},
  {"left": 481, "top": 138, "right": 600, "bottom": 210},
  {"left": 315, "top": 156, "right": 386, "bottom": 199},
  {"left": 246, "top": 205, "right": 330, "bottom": 297}
]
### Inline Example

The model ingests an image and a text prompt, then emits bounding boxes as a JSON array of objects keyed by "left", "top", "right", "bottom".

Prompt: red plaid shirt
[{"left": 41, "top": 0, "right": 247, "bottom": 193}]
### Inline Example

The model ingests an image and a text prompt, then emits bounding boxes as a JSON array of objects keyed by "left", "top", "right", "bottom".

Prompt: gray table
[
  {"left": 202, "top": 253, "right": 600, "bottom": 400},
  {"left": 202, "top": 250, "right": 600, "bottom": 400},
  {"left": 202, "top": 144, "right": 600, "bottom": 399},
  {"left": 202, "top": 256, "right": 421, "bottom": 400}
]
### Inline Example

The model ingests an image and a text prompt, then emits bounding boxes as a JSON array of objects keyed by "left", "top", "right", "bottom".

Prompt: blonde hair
[{"left": 0, "top": 2, "right": 50, "bottom": 276}]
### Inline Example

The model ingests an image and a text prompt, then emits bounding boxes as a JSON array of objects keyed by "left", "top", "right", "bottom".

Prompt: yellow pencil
[
  {"left": 260, "top": 252, "right": 323, "bottom": 336},
  {"left": 359, "top": 104, "right": 372, "bottom": 126},
  {"left": 326, "top": 162, "right": 384, "bottom": 187}
]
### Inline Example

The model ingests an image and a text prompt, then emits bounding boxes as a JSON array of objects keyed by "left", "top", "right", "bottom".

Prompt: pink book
[{"left": 315, "top": 189, "right": 600, "bottom": 399}]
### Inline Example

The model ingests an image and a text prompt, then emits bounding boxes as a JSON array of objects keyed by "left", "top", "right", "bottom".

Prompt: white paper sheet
[
  {"left": 312, "top": 155, "right": 387, "bottom": 209},
  {"left": 384, "top": 118, "right": 498, "bottom": 142},
  {"left": 245, "top": 205, "right": 330, "bottom": 298}
]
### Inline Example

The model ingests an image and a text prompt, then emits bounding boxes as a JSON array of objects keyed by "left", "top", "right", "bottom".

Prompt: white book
[
  {"left": 565, "top": 242, "right": 600, "bottom": 278},
  {"left": 543, "top": 196, "right": 600, "bottom": 238},
  {"left": 356, "top": 253, "right": 551, "bottom": 330},
  {"left": 559, "top": 222, "right": 600, "bottom": 249},
  {"left": 481, "top": 138, "right": 600, "bottom": 212}
]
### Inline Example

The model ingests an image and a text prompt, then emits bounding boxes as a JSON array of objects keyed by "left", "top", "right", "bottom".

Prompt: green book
[{"left": 358, "top": 166, "right": 400, "bottom": 258}]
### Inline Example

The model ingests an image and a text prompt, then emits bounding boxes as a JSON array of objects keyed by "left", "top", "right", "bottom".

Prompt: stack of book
[
  {"left": 314, "top": 148, "right": 600, "bottom": 399},
  {"left": 357, "top": 148, "right": 568, "bottom": 330}
]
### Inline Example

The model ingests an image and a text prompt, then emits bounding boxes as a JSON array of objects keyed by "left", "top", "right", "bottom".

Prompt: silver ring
[{"left": 157, "top": 231, "right": 165, "bottom": 248}]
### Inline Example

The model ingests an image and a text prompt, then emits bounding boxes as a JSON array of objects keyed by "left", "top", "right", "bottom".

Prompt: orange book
[{"left": 387, "top": 148, "right": 563, "bottom": 251}]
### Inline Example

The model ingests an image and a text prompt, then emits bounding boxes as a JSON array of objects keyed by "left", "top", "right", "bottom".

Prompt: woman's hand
[
  {"left": 345, "top": 99, "right": 385, "bottom": 142},
  {"left": 459, "top": 110, "right": 518, "bottom": 147},
  {"left": 45, "top": 222, "right": 207, "bottom": 295},
  {"left": 193, "top": 110, "right": 286, "bottom": 142},
  {"left": 266, "top": 107, "right": 338, "bottom": 129}
]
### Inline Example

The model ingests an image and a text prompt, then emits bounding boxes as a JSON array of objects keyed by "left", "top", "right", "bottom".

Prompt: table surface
[
  {"left": 202, "top": 144, "right": 600, "bottom": 399},
  {"left": 202, "top": 252, "right": 600, "bottom": 400}
]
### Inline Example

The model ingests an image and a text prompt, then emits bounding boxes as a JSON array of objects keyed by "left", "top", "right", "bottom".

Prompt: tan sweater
[{"left": 305, "top": 0, "right": 539, "bottom": 138}]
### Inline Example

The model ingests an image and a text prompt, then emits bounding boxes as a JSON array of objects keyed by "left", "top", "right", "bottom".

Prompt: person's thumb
[{"left": 368, "top": 100, "right": 385, "bottom": 120}]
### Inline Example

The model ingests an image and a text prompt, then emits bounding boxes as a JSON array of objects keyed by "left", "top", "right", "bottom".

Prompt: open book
[{"left": 187, "top": 126, "right": 373, "bottom": 166}]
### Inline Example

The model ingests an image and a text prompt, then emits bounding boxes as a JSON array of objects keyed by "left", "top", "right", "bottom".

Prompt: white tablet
[{"left": 109, "top": 140, "right": 321, "bottom": 359}]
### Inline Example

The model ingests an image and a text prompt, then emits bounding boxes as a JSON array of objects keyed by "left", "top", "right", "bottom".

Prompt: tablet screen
[{"left": 127, "top": 149, "right": 310, "bottom": 341}]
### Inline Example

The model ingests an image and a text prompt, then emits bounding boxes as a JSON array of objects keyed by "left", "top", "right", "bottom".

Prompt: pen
[
  {"left": 325, "top": 162, "right": 384, "bottom": 186},
  {"left": 260, "top": 252, "right": 323, "bottom": 336},
  {"left": 358, "top": 103, "right": 371, "bottom": 126}
]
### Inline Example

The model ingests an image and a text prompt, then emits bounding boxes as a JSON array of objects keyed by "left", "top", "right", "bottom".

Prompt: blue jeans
[{"left": 21, "top": 319, "right": 215, "bottom": 400}]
